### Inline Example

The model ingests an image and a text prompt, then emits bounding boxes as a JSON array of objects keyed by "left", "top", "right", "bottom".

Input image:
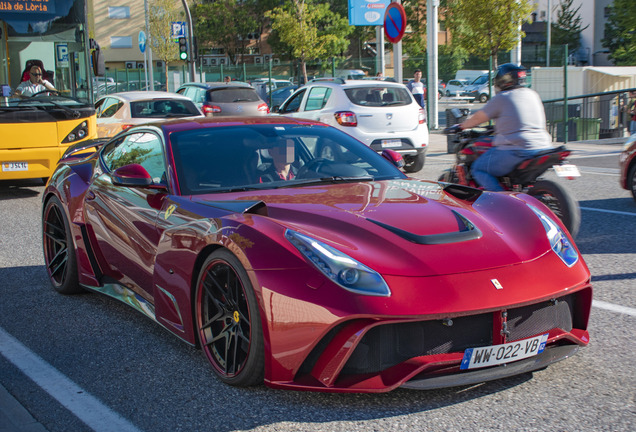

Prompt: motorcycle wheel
[
  {"left": 438, "top": 169, "right": 459, "bottom": 183},
  {"left": 528, "top": 180, "right": 581, "bottom": 238}
]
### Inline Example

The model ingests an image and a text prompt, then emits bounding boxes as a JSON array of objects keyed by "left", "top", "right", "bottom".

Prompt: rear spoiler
[{"left": 62, "top": 138, "right": 108, "bottom": 159}]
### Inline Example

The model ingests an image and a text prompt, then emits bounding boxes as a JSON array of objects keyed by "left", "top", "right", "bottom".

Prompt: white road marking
[
  {"left": 593, "top": 300, "right": 636, "bottom": 317},
  {"left": 0, "top": 327, "right": 142, "bottom": 432},
  {"left": 580, "top": 206, "right": 636, "bottom": 217}
]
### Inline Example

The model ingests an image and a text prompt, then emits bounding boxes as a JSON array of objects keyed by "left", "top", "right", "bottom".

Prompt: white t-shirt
[
  {"left": 16, "top": 80, "right": 53, "bottom": 97},
  {"left": 408, "top": 81, "right": 425, "bottom": 95}
]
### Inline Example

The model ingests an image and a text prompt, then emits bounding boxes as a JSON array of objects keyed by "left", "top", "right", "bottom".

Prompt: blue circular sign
[
  {"left": 139, "top": 31, "right": 146, "bottom": 53},
  {"left": 384, "top": 3, "right": 406, "bottom": 44}
]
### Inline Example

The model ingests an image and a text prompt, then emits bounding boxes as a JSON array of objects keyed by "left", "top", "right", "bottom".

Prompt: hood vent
[{"left": 368, "top": 210, "right": 482, "bottom": 245}]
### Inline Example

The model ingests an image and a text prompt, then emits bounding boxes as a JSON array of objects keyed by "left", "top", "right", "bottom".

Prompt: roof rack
[{"left": 307, "top": 77, "right": 346, "bottom": 84}]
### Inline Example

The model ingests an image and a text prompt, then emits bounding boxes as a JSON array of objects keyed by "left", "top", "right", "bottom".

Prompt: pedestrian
[
  {"left": 224, "top": 76, "right": 231, "bottom": 84},
  {"left": 628, "top": 91, "right": 636, "bottom": 135},
  {"left": 406, "top": 69, "right": 425, "bottom": 108},
  {"left": 459, "top": 63, "right": 553, "bottom": 191}
]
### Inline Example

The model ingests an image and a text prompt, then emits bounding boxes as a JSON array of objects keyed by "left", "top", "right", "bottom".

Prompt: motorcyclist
[{"left": 459, "top": 63, "right": 553, "bottom": 191}]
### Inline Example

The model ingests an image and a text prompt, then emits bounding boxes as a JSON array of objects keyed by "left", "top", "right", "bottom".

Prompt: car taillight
[
  {"left": 257, "top": 103, "right": 270, "bottom": 113},
  {"left": 122, "top": 124, "right": 134, "bottom": 131},
  {"left": 202, "top": 104, "right": 222, "bottom": 115},
  {"left": 418, "top": 108, "right": 426, "bottom": 124},
  {"left": 334, "top": 111, "right": 357, "bottom": 127}
]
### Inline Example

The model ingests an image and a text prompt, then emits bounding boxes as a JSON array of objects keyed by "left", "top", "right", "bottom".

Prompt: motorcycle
[{"left": 441, "top": 123, "right": 581, "bottom": 238}]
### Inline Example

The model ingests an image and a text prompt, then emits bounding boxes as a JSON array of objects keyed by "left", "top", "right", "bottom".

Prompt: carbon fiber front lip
[{"left": 400, "top": 345, "right": 579, "bottom": 390}]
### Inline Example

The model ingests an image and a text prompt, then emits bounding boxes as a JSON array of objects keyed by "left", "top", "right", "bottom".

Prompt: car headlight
[
  {"left": 529, "top": 205, "right": 579, "bottom": 267},
  {"left": 285, "top": 229, "right": 391, "bottom": 297}
]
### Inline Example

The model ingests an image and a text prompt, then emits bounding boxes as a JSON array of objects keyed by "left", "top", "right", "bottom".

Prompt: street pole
[
  {"left": 144, "top": 0, "right": 154, "bottom": 90},
  {"left": 181, "top": 0, "right": 196, "bottom": 82},
  {"left": 393, "top": 0, "right": 403, "bottom": 84},
  {"left": 546, "top": 0, "right": 552, "bottom": 67},
  {"left": 376, "top": 26, "right": 385, "bottom": 76},
  {"left": 426, "top": 0, "right": 439, "bottom": 129}
]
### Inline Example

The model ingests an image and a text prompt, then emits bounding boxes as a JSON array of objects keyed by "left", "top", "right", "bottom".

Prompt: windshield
[
  {"left": 170, "top": 124, "right": 406, "bottom": 195},
  {"left": 208, "top": 88, "right": 261, "bottom": 103},
  {"left": 471, "top": 75, "right": 489, "bottom": 85},
  {"left": 0, "top": 94, "right": 94, "bottom": 121},
  {"left": 130, "top": 99, "right": 200, "bottom": 118},
  {"left": 344, "top": 86, "right": 412, "bottom": 107}
]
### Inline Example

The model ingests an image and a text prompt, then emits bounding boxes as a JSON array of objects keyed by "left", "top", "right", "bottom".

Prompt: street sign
[
  {"left": 138, "top": 31, "right": 146, "bottom": 53},
  {"left": 171, "top": 21, "right": 186, "bottom": 38},
  {"left": 348, "top": 0, "right": 390, "bottom": 26},
  {"left": 384, "top": 2, "right": 406, "bottom": 44},
  {"left": 55, "top": 43, "right": 69, "bottom": 68}
]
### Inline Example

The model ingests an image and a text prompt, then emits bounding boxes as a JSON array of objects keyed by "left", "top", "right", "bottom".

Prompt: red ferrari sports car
[{"left": 42, "top": 116, "right": 592, "bottom": 393}]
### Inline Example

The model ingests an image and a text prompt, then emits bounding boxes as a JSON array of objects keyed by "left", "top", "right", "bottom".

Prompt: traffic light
[{"left": 178, "top": 37, "right": 188, "bottom": 61}]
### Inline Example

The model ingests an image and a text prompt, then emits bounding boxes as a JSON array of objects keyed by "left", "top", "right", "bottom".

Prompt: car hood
[{"left": 191, "top": 179, "right": 554, "bottom": 277}]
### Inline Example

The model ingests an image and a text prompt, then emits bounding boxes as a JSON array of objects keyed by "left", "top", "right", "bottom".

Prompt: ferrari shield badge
[{"left": 164, "top": 204, "right": 177, "bottom": 220}]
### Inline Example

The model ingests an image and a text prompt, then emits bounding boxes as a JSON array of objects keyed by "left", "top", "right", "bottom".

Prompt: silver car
[
  {"left": 176, "top": 82, "right": 270, "bottom": 117},
  {"left": 276, "top": 79, "right": 428, "bottom": 173}
]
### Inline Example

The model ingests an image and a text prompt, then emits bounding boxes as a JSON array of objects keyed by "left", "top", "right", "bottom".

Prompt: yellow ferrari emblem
[
  {"left": 233, "top": 311, "right": 240, "bottom": 323},
  {"left": 164, "top": 204, "right": 176, "bottom": 220}
]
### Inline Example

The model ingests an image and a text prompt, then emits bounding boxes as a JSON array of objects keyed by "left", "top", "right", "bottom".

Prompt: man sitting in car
[{"left": 14, "top": 65, "right": 57, "bottom": 97}]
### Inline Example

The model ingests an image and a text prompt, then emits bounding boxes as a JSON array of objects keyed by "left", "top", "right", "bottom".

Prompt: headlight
[
  {"left": 285, "top": 229, "right": 391, "bottom": 297},
  {"left": 529, "top": 205, "right": 579, "bottom": 267}
]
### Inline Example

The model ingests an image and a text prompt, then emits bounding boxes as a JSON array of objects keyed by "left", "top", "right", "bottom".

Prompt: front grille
[
  {"left": 341, "top": 313, "right": 492, "bottom": 375},
  {"left": 507, "top": 294, "right": 574, "bottom": 341}
]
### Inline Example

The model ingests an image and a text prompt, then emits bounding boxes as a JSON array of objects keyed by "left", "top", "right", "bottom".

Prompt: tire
[
  {"left": 438, "top": 169, "right": 459, "bottom": 183},
  {"left": 528, "top": 180, "right": 581, "bottom": 238},
  {"left": 628, "top": 163, "right": 636, "bottom": 203},
  {"left": 42, "top": 195, "right": 82, "bottom": 294},
  {"left": 479, "top": 93, "right": 489, "bottom": 103},
  {"left": 403, "top": 153, "right": 426, "bottom": 173},
  {"left": 195, "top": 249, "right": 264, "bottom": 387}
]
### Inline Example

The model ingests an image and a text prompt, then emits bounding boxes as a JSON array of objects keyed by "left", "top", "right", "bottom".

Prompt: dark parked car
[{"left": 176, "top": 82, "right": 269, "bottom": 116}]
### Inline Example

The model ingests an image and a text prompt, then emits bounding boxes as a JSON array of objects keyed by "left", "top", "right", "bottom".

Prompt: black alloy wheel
[
  {"left": 195, "top": 250, "right": 264, "bottom": 387},
  {"left": 42, "top": 196, "right": 81, "bottom": 294}
]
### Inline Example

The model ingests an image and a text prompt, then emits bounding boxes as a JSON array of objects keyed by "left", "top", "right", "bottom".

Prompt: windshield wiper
[{"left": 276, "top": 175, "right": 375, "bottom": 188}]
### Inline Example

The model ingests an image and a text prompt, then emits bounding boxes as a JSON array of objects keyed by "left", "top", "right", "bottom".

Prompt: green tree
[
  {"left": 192, "top": 0, "right": 258, "bottom": 65},
  {"left": 445, "top": 0, "right": 534, "bottom": 68},
  {"left": 552, "top": 0, "right": 588, "bottom": 52},
  {"left": 602, "top": 0, "right": 636, "bottom": 66},
  {"left": 149, "top": 0, "right": 183, "bottom": 86},
  {"left": 266, "top": 0, "right": 352, "bottom": 83}
]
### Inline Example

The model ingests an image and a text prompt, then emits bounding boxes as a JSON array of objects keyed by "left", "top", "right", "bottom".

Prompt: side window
[
  {"left": 98, "top": 97, "right": 123, "bottom": 118},
  {"left": 279, "top": 89, "right": 306, "bottom": 113},
  {"left": 305, "top": 87, "right": 332, "bottom": 111},
  {"left": 102, "top": 132, "right": 167, "bottom": 184}
]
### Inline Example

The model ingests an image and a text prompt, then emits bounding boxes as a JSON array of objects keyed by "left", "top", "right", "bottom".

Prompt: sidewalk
[{"left": 0, "top": 384, "right": 48, "bottom": 432}]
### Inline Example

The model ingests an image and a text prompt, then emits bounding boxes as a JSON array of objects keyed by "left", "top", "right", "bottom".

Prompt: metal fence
[{"left": 543, "top": 88, "right": 636, "bottom": 143}]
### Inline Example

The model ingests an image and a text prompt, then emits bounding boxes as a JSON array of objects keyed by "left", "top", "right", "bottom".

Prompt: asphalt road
[{"left": 0, "top": 128, "right": 634, "bottom": 432}]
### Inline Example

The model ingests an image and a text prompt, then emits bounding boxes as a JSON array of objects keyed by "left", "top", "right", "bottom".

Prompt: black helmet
[{"left": 494, "top": 63, "right": 527, "bottom": 91}]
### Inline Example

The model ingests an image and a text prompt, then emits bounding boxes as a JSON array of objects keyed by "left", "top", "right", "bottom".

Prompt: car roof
[
  {"left": 179, "top": 82, "right": 254, "bottom": 90},
  {"left": 99, "top": 91, "right": 194, "bottom": 102},
  {"left": 304, "top": 79, "right": 407, "bottom": 89}
]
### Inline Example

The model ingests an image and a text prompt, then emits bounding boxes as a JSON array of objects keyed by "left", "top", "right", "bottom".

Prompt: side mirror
[
  {"left": 112, "top": 164, "right": 153, "bottom": 187},
  {"left": 381, "top": 149, "right": 405, "bottom": 168}
]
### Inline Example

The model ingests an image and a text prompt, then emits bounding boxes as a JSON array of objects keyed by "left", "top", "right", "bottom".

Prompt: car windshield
[
  {"left": 208, "top": 87, "right": 261, "bottom": 103},
  {"left": 471, "top": 75, "right": 489, "bottom": 85},
  {"left": 170, "top": 124, "right": 406, "bottom": 195},
  {"left": 130, "top": 99, "right": 200, "bottom": 118},
  {"left": 344, "top": 86, "right": 412, "bottom": 107}
]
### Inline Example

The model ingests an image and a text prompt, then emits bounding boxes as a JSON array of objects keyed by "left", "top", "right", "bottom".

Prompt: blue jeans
[{"left": 471, "top": 147, "right": 543, "bottom": 191}]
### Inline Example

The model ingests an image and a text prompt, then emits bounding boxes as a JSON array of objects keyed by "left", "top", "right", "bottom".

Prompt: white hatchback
[{"left": 276, "top": 79, "right": 428, "bottom": 173}]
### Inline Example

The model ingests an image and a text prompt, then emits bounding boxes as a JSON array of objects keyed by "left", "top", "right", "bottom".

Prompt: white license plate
[
  {"left": 460, "top": 333, "right": 548, "bottom": 370},
  {"left": 2, "top": 162, "right": 28, "bottom": 172},
  {"left": 553, "top": 164, "right": 580, "bottom": 177},
  {"left": 381, "top": 139, "right": 402, "bottom": 148}
]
